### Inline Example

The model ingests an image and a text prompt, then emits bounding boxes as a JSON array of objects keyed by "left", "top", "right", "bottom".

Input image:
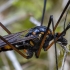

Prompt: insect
[{"left": 0, "top": 0, "right": 70, "bottom": 61}]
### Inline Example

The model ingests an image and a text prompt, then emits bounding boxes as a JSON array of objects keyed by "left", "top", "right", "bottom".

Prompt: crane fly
[{"left": 0, "top": 0, "right": 70, "bottom": 65}]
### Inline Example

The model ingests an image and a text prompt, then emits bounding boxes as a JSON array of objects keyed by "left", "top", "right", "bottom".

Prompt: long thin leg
[
  {"left": 0, "top": 22, "right": 31, "bottom": 59},
  {"left": 36, "top": 15, "right": 53, "bottom": 58},
  {"left": 46, "top": 22, "right": 70, "bottom": 51},
  {"left": 63, "top": 6, "right": 70, "bottom": 31},
  {"left": 51, "top": 16, "right": 58, "bottom": 70},
  {"left": 53, "top": 0, "right": 70, "bottom": 32},
  {"left": 41, "top": 0, "right": 47, "bottom": 26},
  {"left": 0, "top": 35, "right": 30, "bottom": 59},
  {"left": 0, "top": 22, "right": 11, "bottom": 34},
  {"left": 45, "top": 0, "right": 70, "bottom": 51}
]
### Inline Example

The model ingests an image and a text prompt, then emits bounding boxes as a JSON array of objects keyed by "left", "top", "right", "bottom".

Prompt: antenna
[{"left": 41, "top": 0, "right": 47, "bottom": 26}]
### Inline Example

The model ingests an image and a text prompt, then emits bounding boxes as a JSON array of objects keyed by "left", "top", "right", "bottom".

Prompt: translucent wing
[{"left": 0, "top": 29, "right": 35, "bottom": 47}]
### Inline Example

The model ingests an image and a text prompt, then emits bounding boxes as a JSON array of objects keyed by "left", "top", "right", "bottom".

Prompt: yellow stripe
[
  {"left": 30, "top": 41, "right": 34, "bottom": 46},
  {"left": 23, "top": 49, "right": 27, "bottom": 53},
  {"left": 4, "top": 45, "right": 11, "bottom": 49},
  {"left": 41, "top": 32, "right": 44, "bottom": 34},
  {"left": 32, "top": 32, "right": 36, "bottom": 35}
]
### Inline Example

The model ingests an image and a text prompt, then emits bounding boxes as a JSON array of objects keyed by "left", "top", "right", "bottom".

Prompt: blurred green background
[{"left": 0, "top": 0, "right": 70, "bottom": 70}]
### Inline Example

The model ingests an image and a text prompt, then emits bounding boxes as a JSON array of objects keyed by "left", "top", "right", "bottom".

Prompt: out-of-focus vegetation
[{"left": 0, "top": 0, "right": 70, "bottom": 70}]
